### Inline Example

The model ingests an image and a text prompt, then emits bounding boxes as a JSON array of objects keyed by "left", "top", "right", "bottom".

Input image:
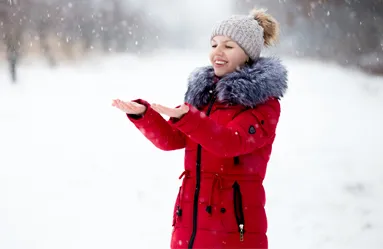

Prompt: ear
[{"left": 245, "top": 56, "right": 254, "bottom": 66}]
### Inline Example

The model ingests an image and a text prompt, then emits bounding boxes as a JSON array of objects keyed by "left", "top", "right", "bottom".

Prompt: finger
[
  {"left": 130, "top": 102, "right": 143, "bottom": 108},
  {"left": 114, "top": 100, "right": 128, "bottom": 111},
  {"left": 155, "top": 105, "right": 170, "bottom": 114},
  {"left": 151, "top": 104, "right": 158, "bottom": 112},
  {"left": 122, "top": 102, "right": 136, "bottom": 112},
  {"left": 114, "top": 99, "right": 124, "bottom": 108},
  {"left": 151, "top": 104, "right": 162, "bottom": 113},
  {"left": 152, "top": 104, "right": 179, "bottom": 117},
  {"left": 125, "top": 102, "right": 140, "bottom": 112},
  {"left": 113, "top": 100, "right": 122, "bottom": 109},
  {"left": 112, "top": 99, "right": 122, "bottom": 107},
  {"left": 180, "top": 104, "right": 189, "bottom": 112},
  {"left": 156, "top": 104, "right": 172, "bottom": 113},
  {"left": 112, "top": 99, "right": 120, "bottom": 106},
  {"left": 152, "top": 105, "right": 163, "bottom": 114},
  {"left": 159, "top": 108, "right": 176, "bottom": 117}
]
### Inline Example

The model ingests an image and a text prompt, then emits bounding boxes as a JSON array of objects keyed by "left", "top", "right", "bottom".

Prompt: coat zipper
[
  {"left": 188, "top": 90, "right": 216, "bottom": 249},
  {"left": 233, "top": 181, "right": 245, "bottom": 241}
]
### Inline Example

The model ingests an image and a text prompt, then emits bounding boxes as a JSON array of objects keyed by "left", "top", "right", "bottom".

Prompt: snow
[{"left": 1, "top": 51, "right": 383, "bottom": 249}]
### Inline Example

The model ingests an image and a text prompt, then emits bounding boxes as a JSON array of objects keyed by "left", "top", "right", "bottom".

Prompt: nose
[{"left": 213, "top": 45, "right": 224, "bottom": 56}]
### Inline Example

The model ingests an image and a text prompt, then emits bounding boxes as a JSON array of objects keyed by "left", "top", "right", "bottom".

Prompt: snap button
[{"left": 248, "top": 125, "right": 256, "bottom": 134}]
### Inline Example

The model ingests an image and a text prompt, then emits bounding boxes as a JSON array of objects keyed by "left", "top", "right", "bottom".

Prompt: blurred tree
[
  {"left": 28, "top": 0, "right": 57, "bottom": 66},
  {"left": 232, "top": 0, "right": 383, "bottom": 75},
  {"left": 0, "top": 0, "right": 25, "bottom": 82},
  {"left": 0, "top": 0, "right": 162, "bottom": 73}
]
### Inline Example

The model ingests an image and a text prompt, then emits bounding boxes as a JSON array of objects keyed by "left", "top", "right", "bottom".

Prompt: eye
[
  {"left": 211, "top": 44, "right": 217, "bottom": 48},
  {"left": 225, "top": 45, "right": 233, "bottom": 49}
]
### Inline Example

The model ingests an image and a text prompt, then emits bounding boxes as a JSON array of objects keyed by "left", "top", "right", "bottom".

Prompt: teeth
[{"left": 215, "top": 60, "right": 226, "bottom": 65}]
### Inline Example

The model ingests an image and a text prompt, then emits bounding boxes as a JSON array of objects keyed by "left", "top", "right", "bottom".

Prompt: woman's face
[{"left": 209, "top": 35, "right": 249, "bottom": 77}]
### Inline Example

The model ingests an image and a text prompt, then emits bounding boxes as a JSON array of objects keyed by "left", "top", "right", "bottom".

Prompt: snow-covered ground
[{"left": 0, "top": 51, "right": 382, "bottom": 249}]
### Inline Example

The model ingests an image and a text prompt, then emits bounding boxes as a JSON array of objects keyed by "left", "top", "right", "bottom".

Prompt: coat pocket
[
  {"left": 221, "top": 181, "right": 268, "bottom": 237},
  {"left": 220, "top": 181, "right": 246, "bottom": 241},
  {"left": 232, "top": 181, "right": 245, "bottom": 241}
]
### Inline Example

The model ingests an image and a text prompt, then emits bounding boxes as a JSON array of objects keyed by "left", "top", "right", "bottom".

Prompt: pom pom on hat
[{"left": 250, "top": 8, "right": 279, "bottom": 47}]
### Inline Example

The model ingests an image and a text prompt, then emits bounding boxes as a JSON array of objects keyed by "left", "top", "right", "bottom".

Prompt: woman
[{"left": 112, "top": 8, "right": 288, "bottom": 249}]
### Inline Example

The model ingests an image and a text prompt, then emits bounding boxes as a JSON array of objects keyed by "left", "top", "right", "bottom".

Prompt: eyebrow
[{"left": 211, "top": 39, "right": 233, "bottom": 43}]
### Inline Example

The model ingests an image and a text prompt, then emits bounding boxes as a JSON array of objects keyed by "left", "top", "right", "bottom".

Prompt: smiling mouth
[{"left": 214, "top": 60, "right": 227, "bottom": 65}]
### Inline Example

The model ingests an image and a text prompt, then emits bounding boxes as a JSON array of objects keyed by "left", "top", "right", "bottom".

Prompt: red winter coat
[{"left": 127, "top": 57, "right": 288, "bottom": 249}]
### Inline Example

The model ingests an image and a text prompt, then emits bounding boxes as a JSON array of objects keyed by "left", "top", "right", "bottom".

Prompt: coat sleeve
[
  {"left": 170, "top": 98, "right": 280, "bottom": 157},
  {"left": 127, "top": 99, "right": 186, "bottom": 151}
]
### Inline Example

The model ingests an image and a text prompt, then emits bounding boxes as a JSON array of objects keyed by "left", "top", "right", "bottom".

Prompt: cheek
[
  {"left": 231, "top": 54, "right": 246, "bottom": 68},
  {"left": 227, "top": 54, "right": 239, "bottom": 67},
  {"left": 209, "top": 51, "right": 215, "bottom": 64}
]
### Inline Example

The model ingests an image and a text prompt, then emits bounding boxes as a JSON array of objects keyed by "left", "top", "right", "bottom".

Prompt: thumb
[
  {"left": 131, "top": 101, "right": 143, "bottom": 107},
  {"left": 180, "top": 104, "right": 189, "bottom": 112}
]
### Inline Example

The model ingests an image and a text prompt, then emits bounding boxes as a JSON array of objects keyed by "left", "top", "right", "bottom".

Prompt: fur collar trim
[{"left": 184, "top": 57, "right": 288, "bottom": 108}]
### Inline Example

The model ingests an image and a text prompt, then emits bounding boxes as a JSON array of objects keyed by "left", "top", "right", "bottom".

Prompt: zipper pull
[{"left": 239, "top": 224, "right": 244, "bottom": 241}]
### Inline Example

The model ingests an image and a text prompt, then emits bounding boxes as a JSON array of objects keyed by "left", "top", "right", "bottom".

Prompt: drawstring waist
[
  {"left": 176, "top": 170, "right": 262, "bottom": 217},
  {"left": 206, "top": 173, "right": 223, "bottom": 215},
  {"left": 179, "top": 170, "right": 262, "bottom": 181},
  {"left": 175, "top": 170, "right": 191, "bottom": 217}
]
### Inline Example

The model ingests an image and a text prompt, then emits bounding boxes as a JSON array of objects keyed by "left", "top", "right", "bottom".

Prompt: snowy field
[{"left": 1, "top": 51, "right": 383, "bottom": 249}]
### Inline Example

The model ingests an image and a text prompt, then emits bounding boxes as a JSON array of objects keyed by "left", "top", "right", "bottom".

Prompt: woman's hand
[
  {"left": 151, "top": 103, "right": 189, "bottom": 119},
  {"left": 112, "top": 99, "right": 147, "bottom": 115}
]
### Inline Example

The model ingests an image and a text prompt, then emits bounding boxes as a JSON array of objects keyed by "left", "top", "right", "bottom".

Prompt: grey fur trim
[{"left": 184, "top": 57, "right": 288, "bottom": 108}]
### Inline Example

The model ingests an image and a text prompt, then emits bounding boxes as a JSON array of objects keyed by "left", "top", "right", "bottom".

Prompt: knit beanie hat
[{"left": 210, "top": 8, "right": 279, "bottom": 60}]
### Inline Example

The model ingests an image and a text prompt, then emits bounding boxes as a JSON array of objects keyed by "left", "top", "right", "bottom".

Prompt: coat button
[
  {"left": 220, "top": 208, "right": 226, "bottom": 213},
  {"left": 206, "top": 206, "right": 212, "bottom": 214},
  {"left": 248, "top": 125, "right": 256, "bottom": 134}
]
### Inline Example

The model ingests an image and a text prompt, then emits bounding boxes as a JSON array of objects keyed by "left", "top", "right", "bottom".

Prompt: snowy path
[{"left": 1, "top": 52, "right": 382, "bottom": 248}]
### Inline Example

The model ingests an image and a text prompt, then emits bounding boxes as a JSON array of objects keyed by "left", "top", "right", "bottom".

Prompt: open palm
[
  {"left": 112, "top": 99, "right": 146, "bottom": 115},
  {"left": 151, "top": 103, "right": 189, "bottom": 118}
]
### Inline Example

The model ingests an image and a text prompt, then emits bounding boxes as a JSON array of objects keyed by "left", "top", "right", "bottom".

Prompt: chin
[
  {"left": 213, "top": 69, "right": 226, "bottom": 77},
  {"left": 214, "top": 68, "right": 236, "bottom": 77}
]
